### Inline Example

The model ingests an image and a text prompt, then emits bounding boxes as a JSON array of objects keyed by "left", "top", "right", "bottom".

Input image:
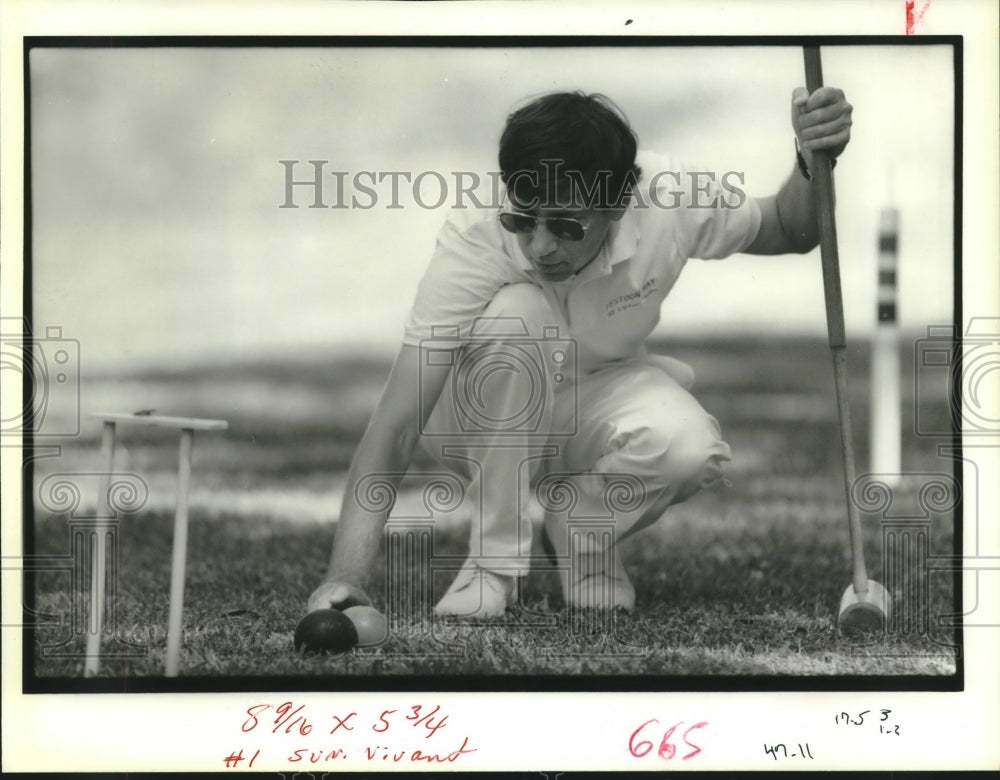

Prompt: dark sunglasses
[{"left": 497, "top": 210, "right": 590, "bottom": 242}]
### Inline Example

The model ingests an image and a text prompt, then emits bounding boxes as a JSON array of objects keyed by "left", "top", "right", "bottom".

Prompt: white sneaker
[
  {"left": 565, "top": 544, "right": 635, "bottom": 611},
  {"left": 434, "top": 560, "right": 517, "bottom": 618}
]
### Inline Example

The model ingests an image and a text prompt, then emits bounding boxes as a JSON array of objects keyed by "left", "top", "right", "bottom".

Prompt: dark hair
[{"left": 498, "top": 91, "right": 641, "bottom": 211}]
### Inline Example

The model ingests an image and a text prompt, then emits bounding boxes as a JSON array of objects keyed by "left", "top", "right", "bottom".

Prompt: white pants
[{"left": 418, "top": 283, "right": 731, "bottom": 574}]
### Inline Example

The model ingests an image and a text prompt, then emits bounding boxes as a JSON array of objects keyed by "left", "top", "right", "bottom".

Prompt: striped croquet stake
[{"left": 870, "top": 207, "right": 901, "bottom": 484}]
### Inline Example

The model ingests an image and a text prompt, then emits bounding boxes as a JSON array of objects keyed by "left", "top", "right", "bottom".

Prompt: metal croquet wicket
[{"left": 90, "top": 412, "right": 228, "bottom": 677}]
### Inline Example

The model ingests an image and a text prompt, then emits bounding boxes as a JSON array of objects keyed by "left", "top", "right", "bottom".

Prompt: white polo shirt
[{"left": 402, "top": 151, "right": 762, "bottom": 370}]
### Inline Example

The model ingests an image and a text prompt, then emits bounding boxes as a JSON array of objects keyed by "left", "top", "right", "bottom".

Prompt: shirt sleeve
[
  {"left": 642, "top": 153, "right": 762, "bottom": 261},
  {"left": 401, "top": 208, "right": 516, "bottom": 349}
]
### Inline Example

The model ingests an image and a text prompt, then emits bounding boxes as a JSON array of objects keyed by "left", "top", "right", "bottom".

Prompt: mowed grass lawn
[{"left": 29, "top": 336, "right": 959, "bottom": 682}]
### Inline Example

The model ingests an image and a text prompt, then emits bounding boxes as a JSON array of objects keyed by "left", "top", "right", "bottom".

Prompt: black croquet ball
[{"left": 294, "top": 608, "right": 358, "bottom": 655}]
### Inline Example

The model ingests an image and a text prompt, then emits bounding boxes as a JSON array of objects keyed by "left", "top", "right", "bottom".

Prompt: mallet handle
[{"left": 804, "top": 46, "right": 869, "bottom": 594}]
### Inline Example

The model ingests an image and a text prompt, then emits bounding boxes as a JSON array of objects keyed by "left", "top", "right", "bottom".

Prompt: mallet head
[{"left": 837, "top": 579, "right": 891, "bottom": 636}]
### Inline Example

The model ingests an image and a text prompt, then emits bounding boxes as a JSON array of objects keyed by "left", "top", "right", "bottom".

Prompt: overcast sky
[{"left": 29, "top": 44, "right": 954, "bottom": 369}]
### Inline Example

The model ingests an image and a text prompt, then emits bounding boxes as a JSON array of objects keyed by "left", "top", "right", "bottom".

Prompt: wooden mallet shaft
[{"left": 802, "top": 47, "right": 870, "bottom": 596}]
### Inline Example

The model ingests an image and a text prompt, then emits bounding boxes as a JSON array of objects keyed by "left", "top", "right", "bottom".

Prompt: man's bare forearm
[
  {"left": 746, "top": 163, "right": 828, "bottom": 256},
  {"left": 320, "top": 345, "right": 451, "bottom": 594},
  {"left": 773, "top": 163, "right": 821, "bottom": 254},
  {"left": 325, "top": 419, "right": 421, "bottom": 588}
]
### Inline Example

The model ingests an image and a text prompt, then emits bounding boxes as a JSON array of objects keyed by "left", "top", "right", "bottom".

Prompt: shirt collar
[{"left": 606, "top": 206, "right": 639, "bottom": 267}]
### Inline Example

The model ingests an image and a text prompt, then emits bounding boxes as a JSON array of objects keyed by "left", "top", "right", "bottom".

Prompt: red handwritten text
[
  {"left": 372, "top": 704, "right": 449, "bottom": 738},
  {"left": 227, "top": 702, "right": 468, "bottom": 769},
  {"left": 242, "top": 701, "right": 314, "bottom": 735},
  {"left": 365, "top": 736, "right": 476, "bottom": 764},
  {"left": 629, "top": 719, "right": 708, "bottom": 761},
  {"left": 905, "top": 0, "right": 931, "bottom": 35}
]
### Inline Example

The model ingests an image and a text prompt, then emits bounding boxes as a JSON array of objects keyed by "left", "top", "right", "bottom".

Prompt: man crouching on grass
[{"left": 309, "top": 85, "right": 853, "bottom": 619}]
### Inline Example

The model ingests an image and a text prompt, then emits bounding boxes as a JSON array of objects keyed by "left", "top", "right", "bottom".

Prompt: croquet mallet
[{"left": 803, "top": 46, "right": 892, "bottom": 635}]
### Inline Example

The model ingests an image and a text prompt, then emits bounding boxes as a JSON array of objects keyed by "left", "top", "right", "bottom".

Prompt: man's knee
[
  {"left": 667, "top": 419, "right": 729, "bottom": 495},
  {"left": 475, "top": 283, "right": 556, "bottom": 337},
  {"left": 609, "top": 414, "right": 730, "bottom": 499}
]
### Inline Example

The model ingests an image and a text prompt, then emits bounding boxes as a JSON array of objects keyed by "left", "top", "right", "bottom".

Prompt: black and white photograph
[
  {"left": 2, "top": 0, "right": 998, "bottom": 774},
  {"left": 22, "top": 38, "right": 960, "bottom": 680}
]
